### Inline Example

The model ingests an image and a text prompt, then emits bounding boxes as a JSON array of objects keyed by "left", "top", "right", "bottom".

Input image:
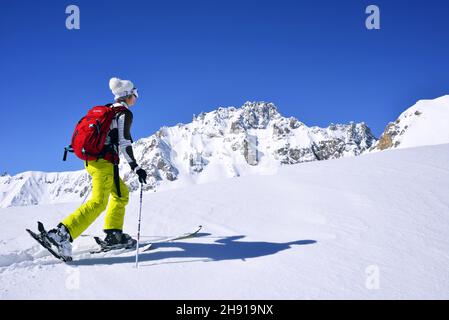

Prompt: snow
[
  {"left": 1, "top": 143, "right": 448, "bottom": 299},
  {"left": 398, "top": 95, "right": 449, "bottom": 148},
  {"left": 374, "top": 95, "right": 449, "bottom": 151}
]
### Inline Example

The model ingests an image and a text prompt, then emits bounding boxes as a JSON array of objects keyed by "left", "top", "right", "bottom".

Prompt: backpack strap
[
  {"left": 63, "top": 145, "right": 74, "bottom": 161},
  {"left": 108, "top": 105, "right": 128, "bottom": 198},
  {"left": 113, "top": 164, "right": 121, "bottom": 198}
]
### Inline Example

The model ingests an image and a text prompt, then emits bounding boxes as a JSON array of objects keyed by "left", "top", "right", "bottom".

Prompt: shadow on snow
[{"left": 70, "top": 234, "right": 317, "bottom": 267}]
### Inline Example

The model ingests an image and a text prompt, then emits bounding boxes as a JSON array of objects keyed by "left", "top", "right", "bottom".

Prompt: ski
[
  {"left": 89, "top": 236, "right": 138, "bottom": 254},
  {"left": 142, "top": 225, "right": 202, "bottom": 252},
  {"left": 89, "top": 225, "right": 202, "bottom": 255},
  {"left": 26, "top": 222, "right": 73, "bottom": 263}
]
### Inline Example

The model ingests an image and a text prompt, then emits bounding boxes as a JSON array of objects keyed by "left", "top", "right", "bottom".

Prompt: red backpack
[
  {"left": 63, "top": 105, "right": 128, "bottom": 164},
  {"left": 63, "top": 104, "right": 128, "bottom": 198}
]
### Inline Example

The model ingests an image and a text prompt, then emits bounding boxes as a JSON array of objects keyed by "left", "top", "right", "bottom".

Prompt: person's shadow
[{"left": 71, "top": 235, "right": 316, "bottom": 267}]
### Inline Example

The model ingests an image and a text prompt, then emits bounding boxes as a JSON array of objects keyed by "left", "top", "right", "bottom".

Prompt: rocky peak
[
  {"left": 118, "top": 101, "right": 377, "bottom": 192},
  {"left": 240, "top": 101, "right": 280, "bottom": 129}
]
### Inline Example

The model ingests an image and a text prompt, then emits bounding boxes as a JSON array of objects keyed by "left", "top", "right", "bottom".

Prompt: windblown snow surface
[{"left": 1, "top": 144, "right": 448, "bottom": 299}]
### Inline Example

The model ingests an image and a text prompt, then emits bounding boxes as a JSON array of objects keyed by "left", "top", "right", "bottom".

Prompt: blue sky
[{"left": 1, "top": 0, "right": 448, "bottom": 174}]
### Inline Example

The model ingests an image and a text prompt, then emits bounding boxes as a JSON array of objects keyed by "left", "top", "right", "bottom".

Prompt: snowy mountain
[
  {"left": 1, "top": 143, "right": 449, "bottom": 299},
  {"left": 0, "top": 171, "right": 90, "bottom": 208},
  {"left": 0, "top": 101, "right": 376, "bottom": 208},
  {"left": 372, "top": 95, "right": 449, "bottom": 151}
]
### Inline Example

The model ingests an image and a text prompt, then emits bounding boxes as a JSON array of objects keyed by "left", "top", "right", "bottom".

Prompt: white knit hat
[{"left": 109, "top": 77, "right": 137, "bottom": 100}]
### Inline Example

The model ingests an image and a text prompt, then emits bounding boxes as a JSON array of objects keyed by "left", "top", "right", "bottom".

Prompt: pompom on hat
[{"left": 109, "top": 77, "right": 138, "bottom": 100}]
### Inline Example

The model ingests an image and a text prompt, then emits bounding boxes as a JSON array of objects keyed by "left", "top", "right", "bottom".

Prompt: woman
[{"left": 46, "top": 77, "right": 148, "bottom": 259}]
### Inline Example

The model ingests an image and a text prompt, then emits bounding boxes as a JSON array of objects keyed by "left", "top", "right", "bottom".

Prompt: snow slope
[
  {"left": 1, "top": 143, "right": 448, "bottom": 299},
  {"left": 373, "top": 95, "right": 449, "bottom": 151}
]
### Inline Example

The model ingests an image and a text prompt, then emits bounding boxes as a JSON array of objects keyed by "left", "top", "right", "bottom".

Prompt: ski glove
[{"left": 135, "top": 168, "right": 148, "bottom": 184}]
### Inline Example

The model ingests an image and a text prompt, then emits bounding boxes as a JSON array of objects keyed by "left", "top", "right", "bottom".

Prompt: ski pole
[{"left": 135, "top": 183, "right": 144, "bottom": 268}]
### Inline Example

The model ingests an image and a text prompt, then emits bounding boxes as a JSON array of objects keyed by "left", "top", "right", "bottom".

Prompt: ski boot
[
  {"left": 26, "top": 222, "right": 73, "bottom": 262},
  {"left": 47, "top": 224, "right": 73, "bottom": 258},
  {"left": 102, "top": 229, "right": 137, "bottom": 250}
]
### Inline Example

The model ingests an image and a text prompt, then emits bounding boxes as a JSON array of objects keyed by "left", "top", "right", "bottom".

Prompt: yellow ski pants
[{"left": 61, "top": 159, "right": 129, "bottom": 240}]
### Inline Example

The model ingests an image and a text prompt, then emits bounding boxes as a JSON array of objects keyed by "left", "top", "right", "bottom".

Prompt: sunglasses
[{"left": 132, "top": 88, "right": 139, "bottom": 98}]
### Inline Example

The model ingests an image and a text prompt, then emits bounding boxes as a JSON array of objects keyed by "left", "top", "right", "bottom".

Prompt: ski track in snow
[{"left": 1, "top": 144, "right": 449, "bottom": 299}]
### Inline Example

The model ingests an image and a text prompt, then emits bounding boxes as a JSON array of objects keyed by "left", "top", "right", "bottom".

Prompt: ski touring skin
[
  {"left": 89, "top": 225, "right": 203, "bottom": 255},
  {"left": 26, "top": 222, "right": 73, "bottom": 263}
]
